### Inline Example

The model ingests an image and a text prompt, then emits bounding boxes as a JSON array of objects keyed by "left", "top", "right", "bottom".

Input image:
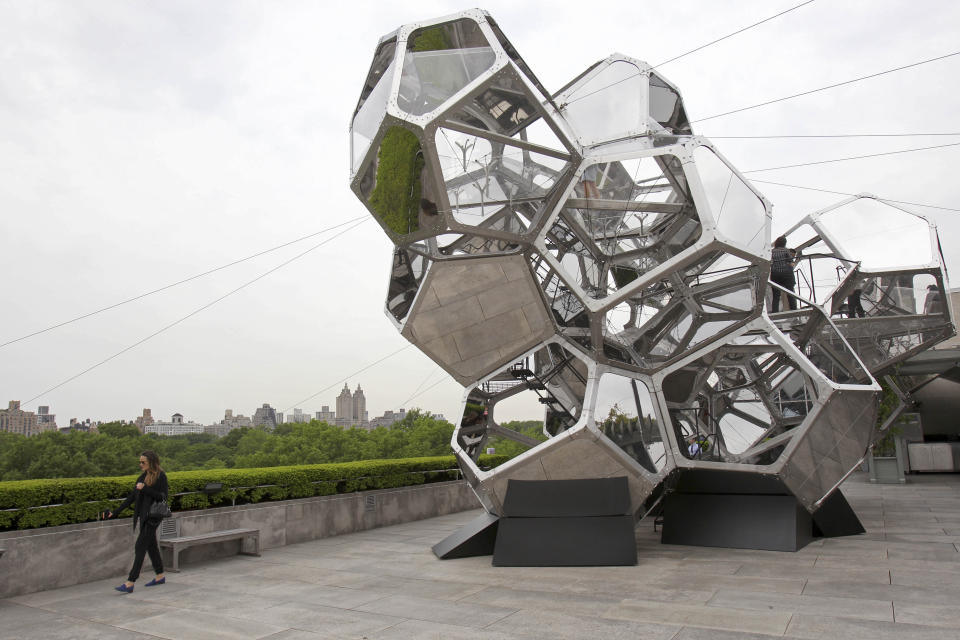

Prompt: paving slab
[{"left": 4, "top": 472, "right": 960, "bottom": 639}]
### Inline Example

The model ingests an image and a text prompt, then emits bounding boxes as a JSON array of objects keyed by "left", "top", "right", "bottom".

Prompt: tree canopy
[{"left": 0, "top": 410, "right": 520, "bottom": 481}]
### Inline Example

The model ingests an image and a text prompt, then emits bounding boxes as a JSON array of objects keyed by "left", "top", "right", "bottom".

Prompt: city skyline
[
  {"left": 2, "top": 2, "right": 959, "bottom": 427},
  {"left": 1, "top": 378, "right": 442, "bottom": 435}
]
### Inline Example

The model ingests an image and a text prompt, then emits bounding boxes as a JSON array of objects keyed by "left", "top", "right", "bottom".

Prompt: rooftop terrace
[{"left": 3, "top": 472, "right": 960, "bottom": 640}]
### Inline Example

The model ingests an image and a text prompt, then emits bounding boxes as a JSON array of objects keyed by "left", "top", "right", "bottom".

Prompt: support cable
[
  {"left": 1, "top": 215, "right": 368, "bottom": 350},
  {"left": 23, "top": 219, "right": 369, "bottom": 405},
  {"left": 562, "top": 0, "right": 815, "bottom": 107},
  {"left": 283, "top": 342, "right": 414, "bottom": 413},
  {"left": 692, "top": 50, "right": 960, "bottom": 124},
  {"left": 749, "top": 179, "right": 960, "bottom": 213},
  {"left": 400, "top": 373, "right": 450, "bottom": 408},
  {"left": 741, "top": 141, "right": 960, "bottom": 173},
  {"left": 706, "top": 132, "right": 960, "bottom": 139},
  {"left": 654, "top": 0, "right": 816, "bottom": 68}
]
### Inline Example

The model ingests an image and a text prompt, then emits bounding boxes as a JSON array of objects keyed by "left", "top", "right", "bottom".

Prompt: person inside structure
[{"left": 770, "top": 235, "right": 797, "bottom": 312}]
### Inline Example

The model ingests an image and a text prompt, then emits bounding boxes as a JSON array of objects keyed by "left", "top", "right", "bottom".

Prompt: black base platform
[
  {"left": 432, "top": 511, "right": 499, "bottom": 559},
  {"left": 659, "top": 470, "right": 864, "bottom": 552},
  {"left": 435, "top": 477, "right": 637, "bottom": 566}
]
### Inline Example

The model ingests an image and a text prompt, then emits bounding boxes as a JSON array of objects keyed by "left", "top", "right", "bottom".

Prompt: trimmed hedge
[{"left": 0, "top": 455, "right": 509, "bottom": 531}]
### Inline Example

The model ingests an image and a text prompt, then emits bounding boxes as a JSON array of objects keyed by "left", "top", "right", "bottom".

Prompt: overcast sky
[{"left": 2, "top": 0, "right": 959, "bottom": 426}]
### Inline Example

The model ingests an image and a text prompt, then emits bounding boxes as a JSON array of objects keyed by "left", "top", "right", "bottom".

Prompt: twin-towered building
[{"left": 335, "top": 383, "right": 368, "bottom": 428}]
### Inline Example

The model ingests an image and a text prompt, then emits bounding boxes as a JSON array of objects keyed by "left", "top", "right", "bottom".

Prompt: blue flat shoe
[
  {"left": 114, "top": 583, "right": 134, "bottom": 593},
  {"left": 144, "top": 577, "right": 165, "bottom": 587}
]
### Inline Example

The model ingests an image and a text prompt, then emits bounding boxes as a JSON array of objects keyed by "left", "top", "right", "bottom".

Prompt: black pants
[
  {"left": 128, "top": 519, "right": 163, "bottom": 582},
  {"left": 771, "top": 275, "right": 796, "bottom": 312}
]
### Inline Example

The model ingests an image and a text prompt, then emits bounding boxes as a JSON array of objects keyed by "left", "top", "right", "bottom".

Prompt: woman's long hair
[{"left": 141, "top": 450, "right": 162, "bottom": 486}]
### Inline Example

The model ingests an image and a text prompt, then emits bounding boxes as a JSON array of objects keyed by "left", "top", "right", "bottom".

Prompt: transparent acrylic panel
[
  {"left": 688, "top": 319, "right": 737, "bottom": 347},
  {"left": 566, "top": 154, "right": 695, "bottom": 261},
  {"left": 457, "top": 389, "right": 490, "bottom": 459},
  {"left": 532, "top": 343, "right": 588, "bottom": 436},
  {"left": 649, "top": 73, "right": 690, "bottom": 135},
  {"left": 770, "top": 364, "right": 815, "bottom": 420},
  {"left": 693, "top": 146, "right": 767, "bottom": 254},
  {"left": 542, "top": 217, "right": 604, "bottom": 296},
  {"left": 817, "top": 199, "right": 933, "bottom": 269},
  {"left": 594, "top": 373, "right": 666, "bottom": 472},
  {"left": 560, "top": 60, "right": 645, "bottom": 145},
  {"left": 386, "top": 248, "right": 430, "bottom": 323},
  {"left": 717, "top": 388, "right": 769, "bottom": 454},
  {"left": 398, "top": 19, "right": 496, "bottom": 117},
  {"left": 783, "top": 223, "right": 856, "bottom": 307},
  {"left": 351, "top": 57, "right": 396, "bottom": 174},
  {"left": 446, "top": 70, "right": 542, "bottom": 137},
  {"left": 846, "top": 272, "right": 942, "bottom": 318},
  {"left": 803, "top": 318, "right": 868, "bottom": 384},
  {"left": 435, "top": 127, "right": 569, "bottom": 225},
  {"left": 699, "top": 282, "right": 755, "bottom": 312},
  {"left": 354, "top": 38, "right": 397, "bottom": 118},
  {"left": 530, "top": 253, "right": 591, "bottom": 329}
]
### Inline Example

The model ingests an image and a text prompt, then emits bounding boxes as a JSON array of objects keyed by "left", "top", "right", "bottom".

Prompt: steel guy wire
[
  {"left": 283, "top": 342, "right": 415, "bottom": 413},
  {"left": 741, "top": 141, "right": 960, "bottom": 173},
  {"left": 691, "top": 50, "right": 960, "bottom": 124},
  {"left": 706, "top": 132, "right": 960, "bottom": 139},
  {"left": 24, "top": 219, "right": 369, "bottom": 405},
  {"left": 561, "top": 0, "right": 815, "bottom": 108},
  {"left": 748, "top": 179, "right": 960, "bottom": 213},
  {"left": 1, "top": 215, "right": 368, "bottom": 350}
]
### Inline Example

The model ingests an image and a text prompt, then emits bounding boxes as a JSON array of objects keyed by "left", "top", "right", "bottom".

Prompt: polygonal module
[
  {"left": 350, "top": 10, "right": 925, "bottom": 531},
  {"left": 532, "top": 138, "right": 771, "bottom": 374},
  {"left": 450, "top": 338, "right": 665, "bottom": 517},
  {"left": 651, "top": 314, "right": 879, "bottom": 511},
  {"left": 350, "top": 9, "right": 580, "bottom": 255},
  {"left": 780, "top": 195, "right": 955, "bottom": 375},
  {"left": 402, "top": 254, "right": 554, "bottom": 385}
]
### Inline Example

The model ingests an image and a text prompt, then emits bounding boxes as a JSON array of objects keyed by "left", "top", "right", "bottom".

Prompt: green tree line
[{"left": 0, "top": 412, "right": 546, "bottom": 481}]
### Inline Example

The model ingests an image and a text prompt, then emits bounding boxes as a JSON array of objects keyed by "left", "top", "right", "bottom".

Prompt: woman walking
[{"left": 105, "top": 450, "right": 168, "bottom": 593}]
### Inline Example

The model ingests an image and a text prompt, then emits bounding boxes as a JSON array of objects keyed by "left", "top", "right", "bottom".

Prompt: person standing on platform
[{"left": 770, "top": 236, "right": 797, "bottom": 312}]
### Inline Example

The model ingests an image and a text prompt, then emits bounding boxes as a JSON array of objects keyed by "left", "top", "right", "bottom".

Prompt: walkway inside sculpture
[{"left": 4, "top": 473, "right": 960, "bottom": 640}]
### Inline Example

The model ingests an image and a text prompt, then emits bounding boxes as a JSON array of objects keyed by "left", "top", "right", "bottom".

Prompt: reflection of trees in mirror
[
  {"left": 872, "top": 377, "right": 904, "bottom": 457},
  {"left": 410, "top": 25, "right": 453, "bottom": 52},
  {"left": 486, "top": 420, "right": 546, "bottom": 457},
  {"left": 368, "top": 127, "right": 424, "bottom": 235}
]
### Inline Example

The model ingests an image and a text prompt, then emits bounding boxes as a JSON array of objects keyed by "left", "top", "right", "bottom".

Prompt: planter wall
[{"left": 0, "top": 479, "right": 480, "bottom": 599}]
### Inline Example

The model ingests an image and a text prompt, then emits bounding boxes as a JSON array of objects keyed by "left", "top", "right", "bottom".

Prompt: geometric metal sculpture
[{"left": 349, "top": 10, "right": 955, "bottom": 546}]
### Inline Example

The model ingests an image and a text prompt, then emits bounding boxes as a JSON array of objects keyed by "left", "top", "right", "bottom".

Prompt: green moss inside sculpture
[{"left": 368, "top": 127, "right": 424, "bottom": 236}]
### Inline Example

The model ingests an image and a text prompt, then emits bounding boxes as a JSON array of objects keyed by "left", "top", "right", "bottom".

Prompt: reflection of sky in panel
[
  {"left": 436, "top": 128, "right": 564, "bottom": 212},
  {"left": 859, "top": 272, "right": 939, "bottom": 316},
  {"left": 694, "top": 147, "right": 766, "bottom": 254},
  {"left": 397, "top": 48, "right": 496, "bottom": 116},
  {"left": 351, "top": 59, "right": 395, "bottom": 173},
  {"left": 594, "top": 373, "right": 658, "bottom": 421},
  {"left": 701, "top": 285, "right": 753, "bottom": 311},
  {"left": 562, "top": 61, "right": 643, "bottom": 145},
  {"left": 784, "top": 223, "right": 852, "bottom": 302},
  {"left": 817, "top": 200, "right": 932, "bottom": 269},
  {"left": 720, "top": 410, "right": 769, "bottom": 453}
]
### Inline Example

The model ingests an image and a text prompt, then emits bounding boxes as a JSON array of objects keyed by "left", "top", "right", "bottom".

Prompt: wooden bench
[{"left": 158, "top": 528, "right": 260, "bottom": 572}]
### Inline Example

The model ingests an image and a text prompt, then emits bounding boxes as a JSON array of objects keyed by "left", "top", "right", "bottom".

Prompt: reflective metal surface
[{"left": 350, "top": 11, "right": 952, "bottom": 519}]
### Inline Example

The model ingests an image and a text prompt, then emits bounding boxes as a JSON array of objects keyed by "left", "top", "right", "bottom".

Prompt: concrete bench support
[{"left": 159, "top": 528, "right": 260, "bottom": 572}]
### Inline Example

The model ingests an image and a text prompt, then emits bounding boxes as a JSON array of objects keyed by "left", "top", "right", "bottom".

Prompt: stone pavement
[{"left": 3, "top": 472, "right": 960, "bottom": 640}]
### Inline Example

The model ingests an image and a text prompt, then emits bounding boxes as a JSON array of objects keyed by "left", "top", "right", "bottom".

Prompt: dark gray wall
[{"left": 914, "top": 377, "right": 960, "bottom": 437}]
